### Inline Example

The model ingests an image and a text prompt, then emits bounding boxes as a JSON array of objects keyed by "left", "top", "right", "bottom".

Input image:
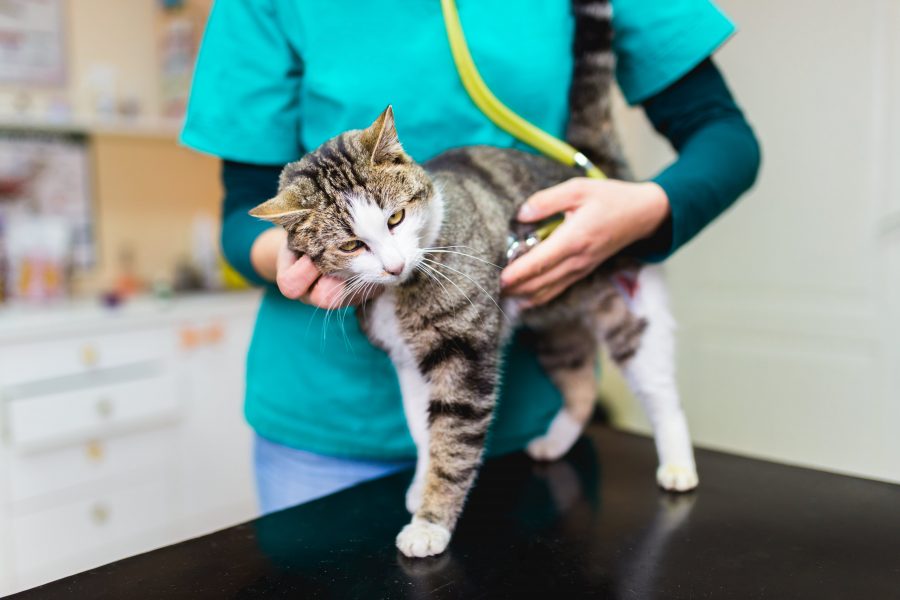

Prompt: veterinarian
[{"left": 181, "top": 0, "right": 760, "bottom": 514}]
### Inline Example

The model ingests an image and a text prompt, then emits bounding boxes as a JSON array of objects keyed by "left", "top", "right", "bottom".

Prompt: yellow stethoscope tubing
[{"left": 439, "top": 0, "right": 606, "bottom": 185}]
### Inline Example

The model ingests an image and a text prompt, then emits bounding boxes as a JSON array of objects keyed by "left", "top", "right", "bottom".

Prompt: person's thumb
[{"left": 517, "top": 178, "right": 588, "bottom": 222}]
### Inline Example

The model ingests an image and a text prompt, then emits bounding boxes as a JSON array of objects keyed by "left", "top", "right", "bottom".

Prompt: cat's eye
[
  {"left": 338, "top": 239, "right": 365, "bottom": 253},
  {"left": 387, "top": 209, "right": 405, "bottom": 228}
]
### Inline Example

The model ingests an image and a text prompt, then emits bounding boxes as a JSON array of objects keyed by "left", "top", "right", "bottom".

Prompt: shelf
[{"left": 0, "top": 116, "right": 184, "bottom": 140}]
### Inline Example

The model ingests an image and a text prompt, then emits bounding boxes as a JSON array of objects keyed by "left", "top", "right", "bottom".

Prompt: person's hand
[
  {"left": 254, "top": 228, "right": 379, "bottom": 309},
  {"left": 500, "top": 178, "right": 669, "bottom": 307}
]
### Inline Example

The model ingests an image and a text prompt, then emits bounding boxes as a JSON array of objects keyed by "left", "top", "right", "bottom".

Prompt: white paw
[
  {"left": 396, "top": 518, "right": 451, "bottom": 558},
  {"left": 656, "top": 463, "right": 699, "bottom": 492},
  {"left": 405, "top": 480, "right": 423, "bottom": 514},
  {"left": 526, "top": 410, "right": 582, "bottom": 461},
  {"left": 526, "top": 434, "right": 571, "bottom": 461}
]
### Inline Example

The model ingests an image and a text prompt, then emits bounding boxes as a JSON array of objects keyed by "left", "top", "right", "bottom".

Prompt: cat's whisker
[
  {"left": 336, "top": 276, "right": 378, "bottom": 342},
  {"left": 423, "top": 249, "right": 502, "bottom": 270},
  {"left": 418, "top": 261, "right": 481, "bottom": 319},
  {"left": 420, "top": 262, "right": 492, "bottom": 331},
  {"left": 422, "top": 245, "right": 495, "bottom": 260},
  {"left": 416, "top": 263, "right": 453, "bottom": 304},
  {"left": 421, "top": 258, "right": 510, "bottom": 323},
  {"left": 423, "top": 245, "right": 479, "bottom": 252},
  {"left": 336, "top": 275, "right": 374, "bottom": 345},
  {"left": 321, "top": 274, "right": 363, "bottom": 346},
  {"left": 334, "top": 278, "right": 364, "bottom": 349}
]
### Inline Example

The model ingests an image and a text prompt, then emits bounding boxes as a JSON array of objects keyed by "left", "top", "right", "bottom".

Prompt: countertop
[
  {"left": 10, "top": 425, "right": 900, "bottom": 599},
  {"left": 0, "top": 290, "right": 261, "bottom": 343}
]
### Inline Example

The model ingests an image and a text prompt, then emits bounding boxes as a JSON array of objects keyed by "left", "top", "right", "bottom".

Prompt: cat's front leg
[
  {"left": 395, "top": 341, "right": 499, "bottom": 558},
  {"left": 396, "top": 362, "right": 430, "bottom": 513},
  {"left": 363, "top": 292, "right": 432, "bottom": 513}
]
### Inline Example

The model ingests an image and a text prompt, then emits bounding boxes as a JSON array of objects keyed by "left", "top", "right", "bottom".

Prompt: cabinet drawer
[
  {"left": 12, "top": 476, "right": 173, "bottom": 579},
  {"left": 7, "top": 376, "right": 179, "bottom": 451},
  {"left": 8, "top": 427, "right": 178, "bottom": 503},
  {"left": 0, "top": 328, "right": 172, "bottom": 386}
]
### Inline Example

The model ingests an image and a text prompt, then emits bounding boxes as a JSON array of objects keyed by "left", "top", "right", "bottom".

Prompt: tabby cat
[{"left": 250, "top": 0, "right": 697, "bottom": 558}]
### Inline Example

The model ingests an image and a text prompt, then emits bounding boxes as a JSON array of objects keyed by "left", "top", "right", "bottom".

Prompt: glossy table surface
[{"left": 12, "top": 426, "right": 900, "bottom": 599}]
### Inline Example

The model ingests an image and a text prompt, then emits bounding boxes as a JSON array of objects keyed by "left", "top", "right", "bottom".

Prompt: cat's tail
[{"left": 567, "top": 0, "right": 631, "bottom": 180}]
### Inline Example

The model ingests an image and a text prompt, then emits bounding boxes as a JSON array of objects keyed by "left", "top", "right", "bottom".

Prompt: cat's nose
[{"left": 385, "top": 262, "right": 405, "bottom": 276}]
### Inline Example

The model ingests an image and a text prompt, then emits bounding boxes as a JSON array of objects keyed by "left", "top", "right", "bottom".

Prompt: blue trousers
[{"left": 253, "top": 434, "right": 415, "bottom": 514}]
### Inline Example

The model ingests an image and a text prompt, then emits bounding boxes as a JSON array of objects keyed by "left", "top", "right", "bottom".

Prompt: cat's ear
[
  {"left": 361, "top": 105, "right": 408, "bottom": 165},
  {"left": 248, "top": 189, "right": 306, "bottom": 223}
]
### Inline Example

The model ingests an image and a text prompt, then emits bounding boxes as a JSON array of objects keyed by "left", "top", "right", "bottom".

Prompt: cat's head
[{"left": 250, "top": 106, "right": 440, "bottom": 286}]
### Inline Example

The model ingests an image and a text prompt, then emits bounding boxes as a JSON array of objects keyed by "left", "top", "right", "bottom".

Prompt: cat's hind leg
[
  {"left": 605, "top": 265, "right": 698, "bottom": 492},
  {"left": 524, "top": 323, "right": 599, "bottom": 461}
]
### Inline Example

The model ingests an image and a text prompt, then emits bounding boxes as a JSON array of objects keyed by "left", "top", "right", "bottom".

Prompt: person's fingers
[
  {"left": 275, "top": 239, "right": 297, "bottom": 273},
  {"left": 277, "top": 254, "right": 320, "bottom": 300},
  {"left": 517, "top": 178, "right": 590, "bottom": 222},
  {"left": 307, "top": 276, "right": 346, "bottom": 309},
  {"left": 522, "top": 269, "right": 587, "bottom": 308},
  {"left": 503, "top": 254, "right": 587, "bottom": 298},
  {"left": 501, "top": 220, "right": 585, "bottom": 290}
]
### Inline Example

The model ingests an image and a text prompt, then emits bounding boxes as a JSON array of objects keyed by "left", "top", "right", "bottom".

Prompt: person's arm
[
  {"left": 501, "top": 59, "right": 760, "bottom": 306},
  {"left": 220, "top": 161, "right": 280, "bottom": 285},
  {"left": 632, "top": 58, "right": 762, "bottom": 259},
  {"left": 180, "top": 0, "right": 358, "bottom": 306}
]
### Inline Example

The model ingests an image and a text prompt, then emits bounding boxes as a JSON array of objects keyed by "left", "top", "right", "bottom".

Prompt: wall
[
  {"left": 0, "top": 0, "right": 158, "bottom": 120},
  {"left": 0, "top": 0, "right": 211, "bottom": 123},
  {"left": 78, "top": 132, "right": 221, "bottom": 293},
  {"left": 65, "top": 0, "right": 161, "bottom": 119},
  {"left": 605, "top": 0, "right": 900, "bottom": 483},
  {"left": 0, "top": 1, "right": 223, "bottom": 294}
]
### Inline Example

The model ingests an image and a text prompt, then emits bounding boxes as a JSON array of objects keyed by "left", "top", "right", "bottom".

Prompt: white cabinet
[
  {"left": 0, "top": 291, "right": 261, "bottom": 595},
  {"left": 170, "top": 311, "right": 259, "bottom": 541},
  {"left": 6, "top": 374, "right": 179, "bottom": 451}
]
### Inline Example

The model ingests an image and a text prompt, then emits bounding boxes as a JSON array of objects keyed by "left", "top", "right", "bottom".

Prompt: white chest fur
[
  {"left": 367, "top": 291, "right": 411, "bottom": 366},
  {"left": 367, "top": 290, "right": 431, "bottom": 504}
]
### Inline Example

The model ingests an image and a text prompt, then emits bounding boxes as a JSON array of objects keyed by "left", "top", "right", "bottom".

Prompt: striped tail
[{"left": 567, "top": 0, "right": 631, "bottom": 179}]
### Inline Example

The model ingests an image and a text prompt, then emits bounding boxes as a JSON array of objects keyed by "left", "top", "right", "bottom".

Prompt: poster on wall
[
  {"left": 0, "top": 131, "right": 93, "bottom": 301},
  {"left": 0, "top": 0, "right": 66, "bottom": 84}
]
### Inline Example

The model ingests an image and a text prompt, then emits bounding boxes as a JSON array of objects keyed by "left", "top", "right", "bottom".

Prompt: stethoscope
[{"left": 439, "top": 0, "right": 606, "bottom": 262}]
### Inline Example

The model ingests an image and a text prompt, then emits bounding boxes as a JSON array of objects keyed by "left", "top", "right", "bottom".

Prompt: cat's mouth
[
  {"left": 351, "top": 268, "right": 410, "bottom": 288},
  {"left": 380, "top": 269, "right": 410, "bottom": 286}
]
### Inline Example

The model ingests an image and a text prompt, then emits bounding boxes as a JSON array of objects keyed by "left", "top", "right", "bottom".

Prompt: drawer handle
[
  {"left": 85, "top": 440, "right": 105, "bottom": 462},
  {"left": 81, "top": 345, "right": 99, "bottom": 367},
  {"left": 96, "top": 398, "right": 114, "bottom": 418},
  {"left": 180, "top": 327, "right": 200, "bottom": 349},
  {"left": 205, "top": 323, "right": 224, "bottom": 344},
  {"left": 90, "top": 503, "right": 111, "bottom": 525}
]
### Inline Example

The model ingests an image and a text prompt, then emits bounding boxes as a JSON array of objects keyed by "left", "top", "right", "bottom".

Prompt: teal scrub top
[{"left": 181, "top": 0, "right": 735, "bottom": 459}]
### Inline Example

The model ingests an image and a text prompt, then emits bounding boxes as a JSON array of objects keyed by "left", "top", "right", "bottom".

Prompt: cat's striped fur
[{"left": 250, "top": 0, "right": 697, "bottom": 558}]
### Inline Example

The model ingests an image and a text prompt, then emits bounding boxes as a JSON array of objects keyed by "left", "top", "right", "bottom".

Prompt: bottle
[{"left": 0, "top": 216, "right": 6, "bottom": 303}]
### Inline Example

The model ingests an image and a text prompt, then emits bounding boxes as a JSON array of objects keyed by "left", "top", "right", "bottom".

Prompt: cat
[{"left": 249, "top": 0, "right": 697, "bottom": 558}]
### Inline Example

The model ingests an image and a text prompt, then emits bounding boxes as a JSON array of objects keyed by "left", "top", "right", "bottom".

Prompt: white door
[{"left": 606, "top": 0, "right": 900, "bottom": 483}]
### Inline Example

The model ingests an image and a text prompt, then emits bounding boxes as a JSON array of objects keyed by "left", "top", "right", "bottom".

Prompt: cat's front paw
[
  {"left": 405, "top": 480, "right": 424, "bottom": 514},
  {"left": 656, "top": 463, "right": 699, "bottom": 492},
  {"left": 396, "top": 518, "right": 451, "bottom": 558}
]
